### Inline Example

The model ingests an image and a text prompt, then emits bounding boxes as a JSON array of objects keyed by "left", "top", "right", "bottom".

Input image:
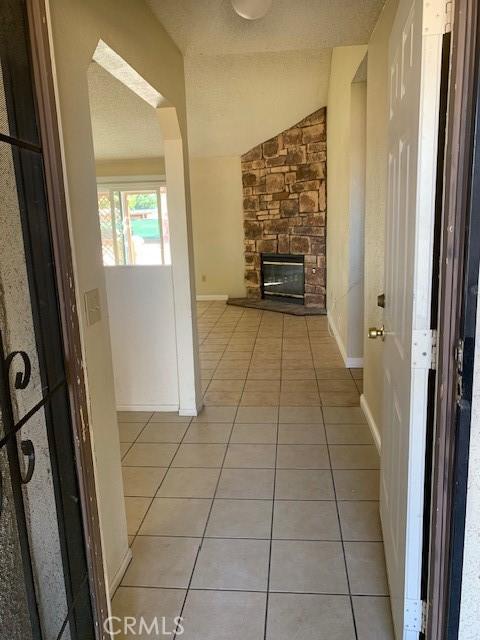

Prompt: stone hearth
[
  {"left": 227, "top": 297, "right": 326, "bottom": 316},
  {"left": 241, "top": 107, "right": 327, "bottom": 309}
]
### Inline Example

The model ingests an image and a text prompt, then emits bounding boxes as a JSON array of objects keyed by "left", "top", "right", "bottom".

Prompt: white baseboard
[
  {"left": 347, "top": 356, "right": 364, "bottom": 368},
  {"left": 327, "top": 312, "right": 364, "bottom": 368},
  {"left": 109, "top": 547, "right": 132, "bottom": 597},
  {"left": 116, "top": 403, "right": 179, "bottom": 412},
  {"left": 118, "top": 400, "right": 203, "bottom": 416},
  {"left": 178, "top": 389, "right": 204, "bottom": 417},
  {"left": 179, "top": 403, "right": 203, "bottom": 417},
  {"left": 196, "top": 294, "right": 228, "bottom": 301},
  {"left": 327, "top": 311, "right": 347, "bottom": 363},
  {"left": 360, "top": 393, "right": 381, "bottom": 453}
]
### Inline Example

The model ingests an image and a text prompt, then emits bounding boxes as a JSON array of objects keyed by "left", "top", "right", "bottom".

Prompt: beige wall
[
  {"left": 326, "top": 45, "right": 367, "bottom": 362},
  {"left": 190, "top": 156, "right": 245, "bottom": 298},
  {"left": 187, "top": 50, "right": 331, "bottom": 300},
  {"left": 362, "top": 0, "right": 398, "bottom": 442},
  {"left": 347, "top": 81, "right": 367, "bottom": 360},
  {"left": 96, "top": 157, "right": 166, "bottom": 177},
  {"left": 48, "top": 0, "right": 191, "bottom": 588}
]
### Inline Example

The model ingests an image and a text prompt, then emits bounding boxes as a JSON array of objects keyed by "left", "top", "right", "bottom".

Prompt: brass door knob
[{"left": 368, "top": 325, "right": 385, "bottom": 339}]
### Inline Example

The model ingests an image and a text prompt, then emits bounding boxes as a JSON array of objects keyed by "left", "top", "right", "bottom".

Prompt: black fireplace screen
[{"left": 261, "top": 254, "right": 305, "bottom": 303}]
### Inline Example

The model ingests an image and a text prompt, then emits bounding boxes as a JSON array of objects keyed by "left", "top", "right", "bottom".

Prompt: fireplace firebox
[{"left": 261, "top": 254, "right": 305, "bottom": 304}]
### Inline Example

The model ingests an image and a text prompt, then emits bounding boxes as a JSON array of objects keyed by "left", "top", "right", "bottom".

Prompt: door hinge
[
  {"left": 404, "top": 599, "right": 428, "bottom": 633},
  {"left": 422, "top": 600, "right": 428, "bottom": 634},
  {"left": 431, "top": 330, "right": 438, "bottom": 370},
  {"left": 412, "top": 329, "right": 437, "bottom": 370},
  {"left": 444, "top": 1, "right": 453, "bottom": 33}
]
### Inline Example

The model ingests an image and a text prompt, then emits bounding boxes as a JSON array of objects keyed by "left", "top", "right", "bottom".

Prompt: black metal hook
[
  {"left": 20, "top": 439, "right": 35, "bottom": 484},
  {"left": 0, "top": 443, "right": 35, "bottom": 517},
  {"left": 5, "top": 350, "right": 31, "bottom": 390}
]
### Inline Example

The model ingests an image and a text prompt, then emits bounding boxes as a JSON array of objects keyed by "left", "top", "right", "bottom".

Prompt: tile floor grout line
[
  {"left": 123, "top": 411, "right": 196, "bottom": 578},
  {"left": 236, "top": 310, "right": 270, "bottom": 408},
  {"left": 202, "top": 305, "right": 251, "bottom": 399},
  {"left": 262, "top": 311, "right": 283, "bottom": 640},
  {"left": 219, "top": 306, "right": 261, "bottom": 422},
  {"left": 122, "top": 464, "right": 379, "bottom": 471},
  {"left": 119, "top": 416, "right": 152, "bottom": 461},
  {"left": 118, "top": 583, "right": 389, "bottom": 598},
  {"left": 201, "top": 309, "right": 230, "bottom": 397},
  {"left": 131, "top": 533, "right": 382, "bottom": 543},
  {"left": 120, "top": 440, "right": 135, "bottom": 463},
  {"left": 172, "top": 306, "right": 256, "bottom": 639},
  {"left": 125, "top": 439, "right": 376, "bottom": 447},
  {"left": 198, "top": 304, "right": 234, "bottom": 386},
  {"left": 124, "top": 494, "right": 379, "bottom": 504},
  {"left": 308, "top": 320, "right": 323, "bottom": 404},
  {"left": 321, "top": 403, "right": 360, "bottom": 640},
  {"left": 121, "top": 412, "right": 192, "bottom": 465}
]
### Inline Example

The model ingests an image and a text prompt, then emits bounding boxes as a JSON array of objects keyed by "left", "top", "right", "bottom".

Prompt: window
[{"left": 97, "top": 184, "right": 171, "bottom": 265}]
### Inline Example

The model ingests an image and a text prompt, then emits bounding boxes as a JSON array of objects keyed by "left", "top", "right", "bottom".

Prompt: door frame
[
  {"left": 427, "top": 0, "right": 480, "bottom": 638},
  {"left": 25, "top": 0, "right": 109, "bottom": 636}
]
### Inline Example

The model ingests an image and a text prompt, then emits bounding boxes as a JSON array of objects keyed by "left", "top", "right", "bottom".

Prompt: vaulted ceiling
[
  {"left": 184, "top": 49, "right": 332, "bottom": 156},
  {"left": 87, "top": 62, "right": 164, "bottom": 161},
  {"left": 148, "top": 0, "right": 385, "bottom": 157},
  {"left": 147, "top": 0, "right": 386, "bottom": 56},
  {"left": 87, "top": 2, "right": 386, "bottom": 161}
]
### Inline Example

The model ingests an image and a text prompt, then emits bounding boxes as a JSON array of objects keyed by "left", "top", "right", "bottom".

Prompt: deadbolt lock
[{"left": 368, "top": 325, "right": 385, "bottom": 340}]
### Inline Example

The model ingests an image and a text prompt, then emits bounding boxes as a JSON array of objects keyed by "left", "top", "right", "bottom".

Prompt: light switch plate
[{"left": 84, "top": 288, "right": 101, "bottom": 326}]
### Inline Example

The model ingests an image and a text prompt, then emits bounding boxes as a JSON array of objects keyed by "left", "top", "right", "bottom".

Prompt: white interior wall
[
  {"left": 47, "top": 0, "right": 198, "bottom": 589},
  {"left": 158, "top": 107, "right": 202, "bottom": 415},
  {"left": 326, "top": 45, "right": 368, "bottom": 364},
  {"left": 89, "top": 63, "right": 183, "bottom": 415},
  {"left": 348, "top": 81, "right": 367, "bottom": 363},
  {"left": 190, "top": 156, "right": 246, "bottom": 298},
  {"left": 105, "top": 266, "right": 179, "bottom": 410}
]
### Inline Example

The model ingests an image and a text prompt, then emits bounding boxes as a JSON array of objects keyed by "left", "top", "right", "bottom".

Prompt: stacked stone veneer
[{"left": 241, "top": 107, "right": 327, "bottom": 308}]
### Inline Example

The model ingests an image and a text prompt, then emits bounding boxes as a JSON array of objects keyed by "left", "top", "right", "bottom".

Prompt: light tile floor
[{"left": 114, "top": 302, "right": 394, "bottom": 640}]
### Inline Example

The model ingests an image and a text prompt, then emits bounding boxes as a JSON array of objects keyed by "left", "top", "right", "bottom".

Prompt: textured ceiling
[
  {"left": 185, "top": 48, "right": 332, "bottom": 156},
  {"left": 147, "top": 0, "right": 386, "bottom": 55},
  {"left": 87, "top": 62, "right": 164, "bottom": 161}
]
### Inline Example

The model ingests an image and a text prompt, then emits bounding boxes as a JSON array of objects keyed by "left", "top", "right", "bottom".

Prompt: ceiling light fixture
[{"left": 231, "top": 0, "right": 272, "bottom": 20}]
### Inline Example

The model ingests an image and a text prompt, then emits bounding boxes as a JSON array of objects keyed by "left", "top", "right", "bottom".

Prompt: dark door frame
[
  {"left": 427, "top": 1, "right": 480, "bottom": 638},
  {"left": 25, "top": 1, "right": 109, "bottom": 637}
]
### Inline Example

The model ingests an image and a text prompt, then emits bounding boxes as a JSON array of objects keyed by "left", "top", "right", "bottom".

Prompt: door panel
[
  {"left": 0, "top": 135, "right": 67, "bottom": 637},
  {"left": 382, "top": 1, "right": 443, "bottom": 638}
]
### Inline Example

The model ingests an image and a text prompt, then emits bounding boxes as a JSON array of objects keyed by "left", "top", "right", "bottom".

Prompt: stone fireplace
[{"left": 241, "top": 107, "right": 326, "bottom": 309}]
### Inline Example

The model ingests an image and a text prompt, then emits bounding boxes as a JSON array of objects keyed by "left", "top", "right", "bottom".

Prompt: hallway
[{"left": 114, "top": 301, "right": 394, "bottom": 639}]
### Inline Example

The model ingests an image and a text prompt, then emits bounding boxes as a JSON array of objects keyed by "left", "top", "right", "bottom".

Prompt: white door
[{"left": 382, "top": 1, "right": 443, "bottom": 638}]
